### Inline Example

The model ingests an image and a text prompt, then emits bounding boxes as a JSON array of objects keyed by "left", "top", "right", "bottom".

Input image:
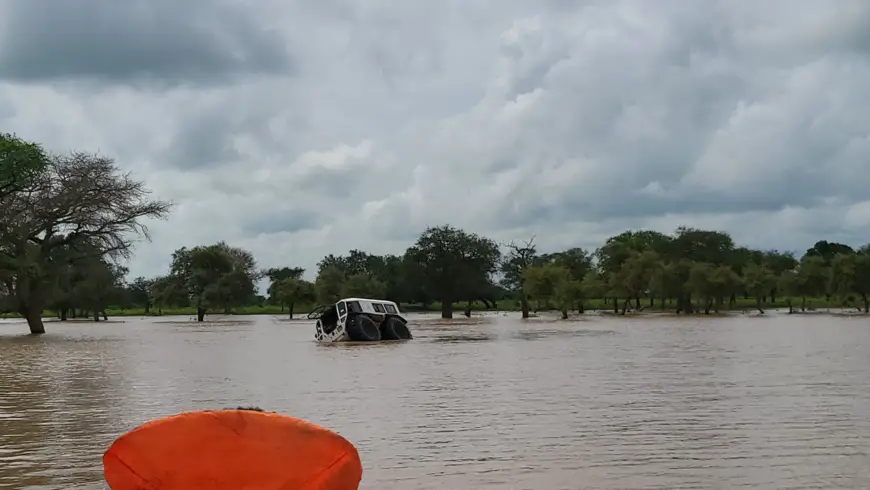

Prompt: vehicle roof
[{"left": 340, "top": 297, "right": 398, "bottom": 305}]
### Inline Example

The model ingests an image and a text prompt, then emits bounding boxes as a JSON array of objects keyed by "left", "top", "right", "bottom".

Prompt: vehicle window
[
  {"left": 347, "top": 301, "right": 362, "bottom": 313},
  {"left": 373, "top": 303, "right": 385, "bottom": 313},
  {"left": 337, "top": 301, "right": 347, "bottom": 316},
  {"left": 384, "top": 304, "right": 397, "bottom": 314}
]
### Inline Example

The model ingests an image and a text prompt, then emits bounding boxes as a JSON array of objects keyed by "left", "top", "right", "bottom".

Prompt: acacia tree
[
  {"left": 149, "top": 274, "right": 188, "bottom": 315},
  {"left": 404, "top": 225, "right": 500, "bottom": 318},
  {"left": 524, "top": 263, "right": 581, "bottom": 319},
  {"left": 342, "top": 273, "right": 386, "bottom": 299},
  {"left": 127, "top": 276, "right": 154, "bottom": 313},
  {"left": 271, "top": 277, "right": 315, "bottom": 319},
  {"left": 829, "top": 250, "right": 870, "bottom": 312},
  {"left": 1, "top": 138, "right": 171, "bottom": 333},
  {"left": 742, "top": 263, "right": 776, "bottom": 313},
  {"left": 71, "top": 258, "right": 128, "bottom": 321},
  {"left": 500, "top": 236, "right": 537, "bottom": 318},
  {"left": 687, "top": 263, "right": 741, "bottom": 314},
  {"left": 608, "top": 251, "right": 661, "bottom": 314},
  {"left": 793, "top": 255, "right": 829, "bottom": 310},
  {"left": 265, "top": 267, "right": 305, "bottom": 312},
  {"left": 316, "top": 250, "right": 408, "bottom": 305},
  {"left": 314, "top": 265, "right": 345, "bottom": 304},
  {"left": 167, "top": 242, "right": 260, "bottom": 321},
  {"left": 0, "top": 133, "right": 49, "bottom": 198}
]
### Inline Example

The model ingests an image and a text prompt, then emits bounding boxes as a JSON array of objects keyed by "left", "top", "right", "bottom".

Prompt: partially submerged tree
[
  {"left": 0, "top": 137, "right": 171, "bottom": 333},
  {"left": 829, "top": 251, "right": 870, "bottom": 313},
  {"left": 167, "top": 242, "right": 260, "bottom": 321},
  {"left": 265, "top": 267, "right": 305, "bottom": 312},
  {"left": 742, "top": 263, "right": 776, "bottom": 314},
  {"left": 523, "top": 263, "right": 581, "bottom": 319},
  {"left": 500, "top": 236, "right": 537, "bottom": 319},
  {"left": 270, "top": 277, "right": 315, "bottom": 319},
  {"left": 404, "top": 225, "right": 501, "bottom": 319},
  {"left": 150, "top": 275, "right": 188, "bottom": 315},
  {"left": 127, "top": 276, "right": 154, "bottom": 314}
]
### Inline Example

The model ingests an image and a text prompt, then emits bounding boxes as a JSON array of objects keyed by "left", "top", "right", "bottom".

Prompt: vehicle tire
[
  {"left": 346, "top": 315, "right": 381, "bottom": 341},
  {"left": 380, "top": 317, "right": 412, "bottom": 340}
]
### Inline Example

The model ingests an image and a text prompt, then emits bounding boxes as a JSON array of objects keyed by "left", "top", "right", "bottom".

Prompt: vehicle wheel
[
  {"left": 346, "top": 315, "right": 381, "bottom": 341},
  {"left": 380, "top": 317, "right": 412, "bottom": 340}
]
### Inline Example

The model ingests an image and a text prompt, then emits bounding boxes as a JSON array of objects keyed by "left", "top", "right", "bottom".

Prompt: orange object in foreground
[{"left": 103, "top": 410, "right": 362, "bottom": 490}]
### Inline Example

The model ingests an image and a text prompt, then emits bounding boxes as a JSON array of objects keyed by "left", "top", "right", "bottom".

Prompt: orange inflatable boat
[{"left": 103, "top": 408, "right": 362, "bottom": 489}]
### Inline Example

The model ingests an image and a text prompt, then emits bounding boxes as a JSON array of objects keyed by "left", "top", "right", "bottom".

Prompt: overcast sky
[{"left": 2, "top": 0, "right": 870, "bottom": 283}]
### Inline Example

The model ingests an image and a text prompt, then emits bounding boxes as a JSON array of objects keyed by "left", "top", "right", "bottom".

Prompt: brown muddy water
[{"left": 1, "top": 312, "right": 869, "bottom": 489}]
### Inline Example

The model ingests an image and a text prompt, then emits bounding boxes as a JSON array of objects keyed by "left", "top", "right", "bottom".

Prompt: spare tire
[
  {"left": 346, "top": 315, "right": 381, "bottom": 341},
  {"left": 380, "top": 317, "right": 412, "bottom": 340}
]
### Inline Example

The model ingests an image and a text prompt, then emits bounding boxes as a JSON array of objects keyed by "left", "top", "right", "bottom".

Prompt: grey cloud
[
  {"left": 0, "top": 0, "right": 290, "bottom": 85},
  {"left": 3, "top": 1, "right": 870, "bottom": 281},
  {"left": 165, "top": 113, "right": 242, "bottom": 171},
  {"left": 241, "top": 212, "right": 322, "bottom": 236}
]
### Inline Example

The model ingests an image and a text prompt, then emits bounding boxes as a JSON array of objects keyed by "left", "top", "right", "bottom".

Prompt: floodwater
[{"left": 1, "top": 312, "right": 869, "bottom": 489}]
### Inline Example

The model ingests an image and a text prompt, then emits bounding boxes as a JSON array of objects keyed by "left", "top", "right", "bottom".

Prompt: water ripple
[{"left": 0, "top": 313, "right": 869, "bottom": 488}]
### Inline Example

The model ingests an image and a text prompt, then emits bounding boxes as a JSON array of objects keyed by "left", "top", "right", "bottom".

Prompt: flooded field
[{"left": 1, "top": 312, "right": 869, "bottom": 489}]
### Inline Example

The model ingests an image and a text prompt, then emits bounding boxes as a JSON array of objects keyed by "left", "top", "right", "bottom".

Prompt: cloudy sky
[{"left": 2, "top": 0, "right": 870, "bottom": 283}]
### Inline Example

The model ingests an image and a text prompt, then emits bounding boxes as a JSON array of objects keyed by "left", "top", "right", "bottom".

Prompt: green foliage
[
  {"left": 0, "top": 132, "right": 49, "bottom": 197},
  {"left": 162, "top": 242, "right": 261, "bottom": 319},
  {"left": 0, "top": 136, "right": 171, "bottom": 332},
  {"left": 342, "top": 273, "right": 386, "bottom": 299},
  {"left": 270, "top": 277, "right": 315, "bottom": 318},
  {"left": 80, "top": 224, "right": 870, "bottom": 320},
  {"left": 314, "top": 265, "right": 345, "bottom": 304},
  {"left": 829, "top": 251, "right": 870, "bottom": 312},
  {"left": 523, "top": 263, "right": 583, "bottom": 318},
  {"left": 404, "top": 225, "right": 501, "bottom": 318}
]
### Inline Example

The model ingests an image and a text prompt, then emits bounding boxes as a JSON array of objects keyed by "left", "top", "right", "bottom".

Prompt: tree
[
  {"left": 0, "top": 133, "right": 49, "bottom": 198},
  {"left": 127, "top": 276, "right": 154, "bottom": 313},
  {"left": 1, "top": 144, "right": 171, "bottom": 333},
  {"left": 71, "top": 257, "right": 128, "bottom": 321},
  {"left": 265, "top": 266, "right": 305, "bottom": 282},
  {"left": 315, "top": 251, "right": 409, "bottom": 305},
  {"left": 168, "top": 242, "right": 260, "bottom": 321},
  {"left": 742, "top": 263, "right": 776, "bottom": 313},
  {"left": 540, "top": 247, "right": 592, "bottom": 280},
  {"left": 609, "top": 251, "right": 661, "bottom": 314},
  {"left": 523, "top": 263, "right": 581, "bottom": 319},
  {"left": 314, "top": 265, "right": 345, "bottom": 304},
  {"left": 376, "top": 254, "right": 408, "bottom": 305},
  {"left": 829, "top": 251, "right": 870, "bottom": 312},
  {"left": 500, "top": 236, "right": 537, "bottom": 318},
  {"left": 272, "top": 277, "right": 314, "bottom": 318},
  {"left": 404, "top": 225, "right": 500, "bottom": 318},
  {"left": 804, "top": 240, "right": 854, "bottom": 263},
  {"left": 649, "top": 259, "right": 694, "bottom": 313},
  {"left": 150, "top": 275, "right": 188, "bottom": 314},
  {"left": 794, "top": 255, "right": 829, "bottom": 309},
  {"left": 778, "top": 269, "right": 798, "bottom": 313},
  {"left": 667, "top": 227, "right": 736, "bottom": 268},
  {"left": 687, "top": 263, "right": 741, "bottom": 314},
  {"left": 580, "top": 271, "right": 605, "bottom": 311},
  {"left": 552, "top": 274, "right": 583, "bottom": 319},
  {"left": 342, "top": 273, "right": 387, "bottom": 299},
  {"left": 266, "top": 266, "right": 305, "bottom": 312}
]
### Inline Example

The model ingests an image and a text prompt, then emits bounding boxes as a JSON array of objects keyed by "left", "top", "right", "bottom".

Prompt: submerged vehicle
[{"left": 308, "top": 297, "right": 413, "bottom": 343}]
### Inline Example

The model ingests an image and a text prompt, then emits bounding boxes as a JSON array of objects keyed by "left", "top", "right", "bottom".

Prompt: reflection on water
[{"left": 1, "top": 312, "right": 870, "bottom": 489}]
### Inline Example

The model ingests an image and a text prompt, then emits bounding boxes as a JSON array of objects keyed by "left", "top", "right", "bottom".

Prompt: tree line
[
  {"left": 3, "top": 133, "right": 869, "bottom": 334},
  {"left": 129, "top": 226, "right": 868, "bottom": 323}
]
